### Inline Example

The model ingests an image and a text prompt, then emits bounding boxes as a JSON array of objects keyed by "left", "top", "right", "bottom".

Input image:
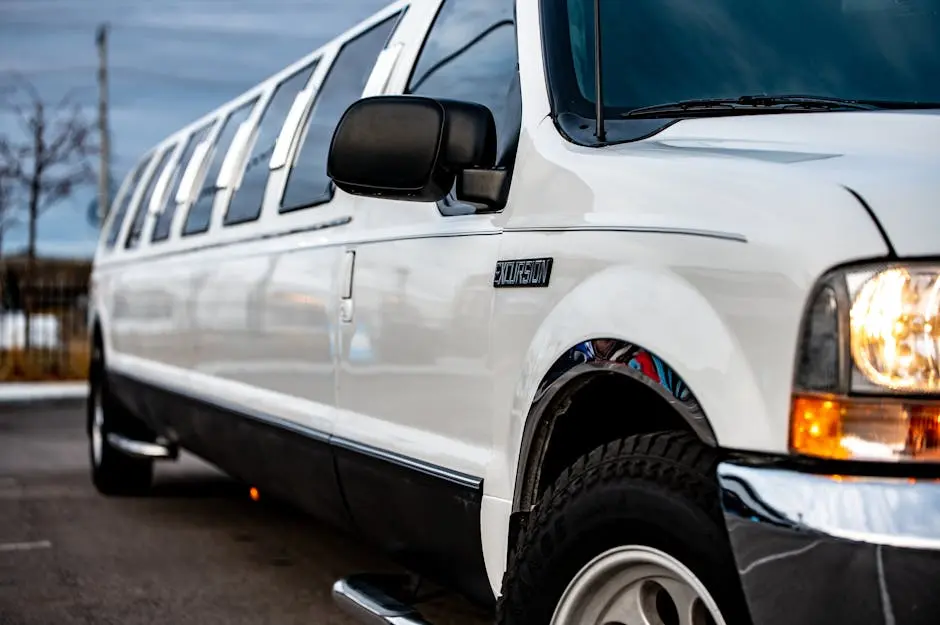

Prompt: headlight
[
  {"left": 790, "top": 262, "right": 940, "bottom": 462},
  {"left": 850, "top": 267, "right": 940, "bottom": 393}
]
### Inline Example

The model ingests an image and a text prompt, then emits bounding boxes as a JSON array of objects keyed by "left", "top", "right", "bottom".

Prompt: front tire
[
  {"left": 497, "top": 431, "right": 751, "bottom": 625},
  {"left": 88, "top": 345, "right": 154, "bottom": 496}
]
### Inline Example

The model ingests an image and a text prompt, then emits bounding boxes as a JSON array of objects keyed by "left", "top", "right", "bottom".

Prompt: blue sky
[{"left": 0, "top": 0, "right": 389, "bottom": 258}]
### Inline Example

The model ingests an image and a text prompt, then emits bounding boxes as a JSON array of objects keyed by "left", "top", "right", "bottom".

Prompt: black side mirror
[{"left": 327, "top": 95, "right": 499, "bottom": 206}]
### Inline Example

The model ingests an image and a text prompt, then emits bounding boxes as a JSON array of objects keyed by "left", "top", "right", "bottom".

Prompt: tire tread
[{"left": 497, "top": 431, "right": 740, "bottom": 625}]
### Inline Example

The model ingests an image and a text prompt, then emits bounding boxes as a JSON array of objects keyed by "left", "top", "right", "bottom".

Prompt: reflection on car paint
[{"left": 543, "top": 338, "right": 701, "bottom": 413}]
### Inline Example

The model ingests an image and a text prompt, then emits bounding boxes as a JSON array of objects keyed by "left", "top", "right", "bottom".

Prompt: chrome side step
[
  {"left": 106, "top": 433, "right": 178, "bottom": 460},
  {"left": 332, "top": 574, "right": 435, "bottom": 625}
]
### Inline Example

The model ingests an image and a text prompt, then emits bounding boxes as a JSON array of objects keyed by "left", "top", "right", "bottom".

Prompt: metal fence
[{"left": 0, "top": 267, "right": 91, "bottom": 382}]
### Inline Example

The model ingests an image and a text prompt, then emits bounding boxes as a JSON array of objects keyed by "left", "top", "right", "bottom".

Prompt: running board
[
  {"left": 332, "top": 574, "right": 435, "bottom": 625},
  {"left": 106, "top": 433, "right": 178, "bottom": 460}
]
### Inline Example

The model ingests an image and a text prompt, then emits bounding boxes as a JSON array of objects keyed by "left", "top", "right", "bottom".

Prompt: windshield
[{"left": 543, "top": 0, "right": 940, "bottom": 138}]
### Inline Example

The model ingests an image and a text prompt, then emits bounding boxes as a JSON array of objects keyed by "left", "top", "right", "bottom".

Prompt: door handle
[{"left": 340, "top": 250, "right": 355, "bottom": 323}]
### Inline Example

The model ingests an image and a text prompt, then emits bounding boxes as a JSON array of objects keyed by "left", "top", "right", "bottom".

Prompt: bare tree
[
  {"left": 0, "top": 74, "right": 97, "bottom": 348},
  {"left": 0, "top": 161, "right": 19, "bottom": 258},
  {"left": 0, "top": 74, "right": 96, "bottom": 263}
]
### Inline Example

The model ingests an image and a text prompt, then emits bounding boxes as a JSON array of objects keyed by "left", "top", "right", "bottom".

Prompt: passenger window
[
  {"left": 182, "top": 98, "right": 258, "bottom": 236},
  {"left": 223, "top": 61, "right": 318, "bottom": 226},
  {"left": 104, "top": 154, "right": 153, "bottom": 249},
  {"left": 151, "top": 120, "right": 216, "bottom": 243},
  {"left": 279, "top": 14, "right": 401, "bottom": 213},
  {"left": 408, "top": 0, "right": 519, "bottom": 163},
  {"left": 124, "top": 145, "right": 176, "bottom": 249}
]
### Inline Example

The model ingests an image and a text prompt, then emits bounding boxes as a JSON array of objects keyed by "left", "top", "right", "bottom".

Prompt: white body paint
[{"left": 90, "top": 0, "right": 939, "bottom": 600}]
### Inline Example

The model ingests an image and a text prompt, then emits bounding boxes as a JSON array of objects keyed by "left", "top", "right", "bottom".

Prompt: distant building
[{"left": 0, "top": 255, "right": 91, "bottom": 313}]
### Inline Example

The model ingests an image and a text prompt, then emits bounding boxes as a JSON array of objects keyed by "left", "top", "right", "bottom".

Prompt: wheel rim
[
  {"left": 550, "top": 545, "right": 727, "bottom": 625},
  {"left": 91, "top": 387, "right": 104, "bottom": 467}
]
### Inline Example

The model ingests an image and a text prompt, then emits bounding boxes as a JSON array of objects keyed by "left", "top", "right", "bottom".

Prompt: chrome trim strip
[
  {"left": 718, "top": 461, "right": 940, "bottom": 551},
  {"left": 109, "top": 368, "right": 329, "bottom": 445},
  {"left": 106, "top": 433, "right": 177, "bottom": 459},
  {"left": 107, "top": 368, "right": 481, "bottom": 490},
  {"left": 348, "top": 229, "right": 502, "bottom": 247},
  {"left": 227, "top": 403, "right": 333, "bottom": 444},
  {"left": 332, "top": 436, "right": 482, "bottom": 490},
  {"left": 97, "top": 215, "right": 354, "bottom": 269},
  {"left": 503, "top": 224, "right": 747, "bottom": 243},
  {"left": 96, "top": 218, "right": 503, "bottom": 271}
]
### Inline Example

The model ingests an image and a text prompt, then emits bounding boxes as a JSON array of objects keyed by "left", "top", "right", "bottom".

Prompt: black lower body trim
[
  {"left": 332, "top": 440, "right": 492, "bottom": 607},
  {"left": 108, "top": 370, "right": 351, "bottom": 529},
  {"left": 106, "top": 369, "right": 494, "bottom": 608}
]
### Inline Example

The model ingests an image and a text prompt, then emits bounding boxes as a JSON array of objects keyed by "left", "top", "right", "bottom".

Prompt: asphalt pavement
[{"left": 0, "top": 401, "right": 490, "bottom": 625}]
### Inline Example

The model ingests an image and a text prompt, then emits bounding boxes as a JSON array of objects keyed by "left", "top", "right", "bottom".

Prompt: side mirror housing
[{"left": 327, "top": 95, "right": 498, "bottom": 205}]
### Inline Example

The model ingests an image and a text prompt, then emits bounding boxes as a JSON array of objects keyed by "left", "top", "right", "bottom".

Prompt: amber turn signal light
[{"left": 790, "top": 394, "right": 940, "bottom": 462}]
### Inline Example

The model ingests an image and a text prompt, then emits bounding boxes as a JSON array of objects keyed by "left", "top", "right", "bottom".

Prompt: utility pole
[{"left": 96, "top": 23, "right": 110, "bottom": 222}]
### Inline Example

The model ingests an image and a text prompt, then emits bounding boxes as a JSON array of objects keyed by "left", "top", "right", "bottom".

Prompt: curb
[{"left": 0, "top": 383, "right": 89, "bottom": 410}]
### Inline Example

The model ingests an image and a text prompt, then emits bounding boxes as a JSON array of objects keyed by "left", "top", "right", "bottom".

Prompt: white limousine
[{"left": 88, "top": 0, "right": 940, "bottom": 624}]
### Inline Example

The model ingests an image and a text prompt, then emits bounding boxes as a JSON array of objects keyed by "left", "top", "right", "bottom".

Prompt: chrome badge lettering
[{"left": 494, "top": 258, "right": 553, "bottom": 288}]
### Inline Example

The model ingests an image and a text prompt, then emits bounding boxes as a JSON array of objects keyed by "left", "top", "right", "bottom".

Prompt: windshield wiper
[{"left": 621, "top": 94, "right": 878, "bottom": 118}]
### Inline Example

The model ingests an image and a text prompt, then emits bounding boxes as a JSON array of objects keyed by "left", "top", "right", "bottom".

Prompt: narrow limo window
[
  {"left": 104, "top": 153, "right": 153, "bottom": 249},
  {"left": 151, "top": 120, "right": 217, "bottom": 243},
  {"left": 223, "top": 60, "right": 318, "bottom": 226},
  {"left": 124, "top": 145, "right": 176, "bottom": 249},
  {"left": 182, "top": 98, "right": 258, "bottom": 236},
  {"left": 279, "top": 13, "right": 401, "bottom": 213}
]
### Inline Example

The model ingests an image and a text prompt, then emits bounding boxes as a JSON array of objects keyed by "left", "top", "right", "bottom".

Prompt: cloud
[
  {"left": 120, "top": 1, "right": 391, "bottom": 38},
  {"left": 0, "top": 0, "right": 390, "bottom": 259},
  {"left": 2, "top": 0, "right": 391, "bottom": 38}
]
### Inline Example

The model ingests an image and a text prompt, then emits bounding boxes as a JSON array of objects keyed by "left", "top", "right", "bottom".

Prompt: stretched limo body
[
  {"left": 91, "top": 0, "right": 504, "bottom": 607},
  {"left": 88, "top": 0, "right": 940, "bottom": 624}
]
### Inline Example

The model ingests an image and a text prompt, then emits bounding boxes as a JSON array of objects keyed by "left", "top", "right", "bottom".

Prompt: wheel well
[
  {"left": 516, "top": 372, "right": 696, "bottom": 514},
  {"left": 90, "top": 321, "right": 103, "bottom": 370}
]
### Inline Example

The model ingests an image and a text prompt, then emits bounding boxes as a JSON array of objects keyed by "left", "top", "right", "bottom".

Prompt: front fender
[{"left": 486, "top": 258, "right": 773, "bottom": 502}]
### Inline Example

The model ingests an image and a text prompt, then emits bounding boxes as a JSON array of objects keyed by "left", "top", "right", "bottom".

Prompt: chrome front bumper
[{"left": 718, "top": 461, "right": 940, "bottom": 625}]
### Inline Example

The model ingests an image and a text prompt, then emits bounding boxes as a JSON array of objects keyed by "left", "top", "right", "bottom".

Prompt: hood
[{"left": 648, "top": 110, "right": 940, "bottom": 257}]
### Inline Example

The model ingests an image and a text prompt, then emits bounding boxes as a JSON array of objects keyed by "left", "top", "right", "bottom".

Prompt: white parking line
[{"left": 0, "top": 540, "right": 52, "bottom": 552}]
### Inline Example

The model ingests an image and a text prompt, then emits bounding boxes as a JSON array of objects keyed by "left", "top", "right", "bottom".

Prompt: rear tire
[
  {"left": 88, "top": 342, "right": 154, "bottom": 496},
  {"left": 496, "top": 431, "right": 751, "bottom": 625}
]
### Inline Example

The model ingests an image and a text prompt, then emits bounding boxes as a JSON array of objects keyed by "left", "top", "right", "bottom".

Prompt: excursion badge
[{"left": 494, "top": 258, "right": 553, "bottom": 288}]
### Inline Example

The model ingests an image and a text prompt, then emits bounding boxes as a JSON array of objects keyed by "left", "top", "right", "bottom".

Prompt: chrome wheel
[
  {"left": 551, "top": 545, "right": 726, "bottom": 625},
  {"left": 91, "top": 387, "right": 104, "bottom": 467}
]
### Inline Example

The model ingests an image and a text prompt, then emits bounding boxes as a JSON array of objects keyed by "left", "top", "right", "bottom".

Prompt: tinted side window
[
  {"left": 104, "top": 154, "right": 153, "bottom": 249},
  {"left": 151, "top": 120, "right": 216, "bottom": 242},
  {"left": 279, "top": 14, "right": 400, "bottom": 213},
  {"left": 182, "top": 98, "right": 258, "bottom": 236},
  {"left": 223, "top": 61, "right": 318, "bottom": 226},
  {"left": 408, "top": 0, "right": 519, "bottom": 162},
  {"left": 125, "top": 146, "right": 175, "bottom": 249}
]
